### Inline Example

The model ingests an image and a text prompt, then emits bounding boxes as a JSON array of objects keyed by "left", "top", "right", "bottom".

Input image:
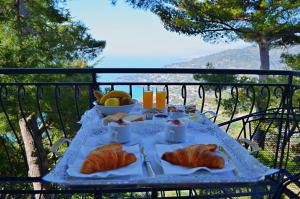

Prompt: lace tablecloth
[{"left": 43, "top": 105, "right": 278, "bottom": 187}]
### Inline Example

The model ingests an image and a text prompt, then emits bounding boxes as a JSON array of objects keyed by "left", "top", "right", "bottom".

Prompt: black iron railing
[{"left": 0, "top": 68, "right": 299, "bottom": 198}]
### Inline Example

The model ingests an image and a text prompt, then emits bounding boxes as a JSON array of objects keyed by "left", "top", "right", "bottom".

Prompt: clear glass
[{"left": 143, "top": 86, "right": 153, "bottom": 109}]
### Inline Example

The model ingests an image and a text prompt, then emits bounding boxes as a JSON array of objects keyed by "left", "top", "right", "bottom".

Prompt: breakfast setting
[{"left": 44, "top": 87, "right": 278, "bottom": 186}]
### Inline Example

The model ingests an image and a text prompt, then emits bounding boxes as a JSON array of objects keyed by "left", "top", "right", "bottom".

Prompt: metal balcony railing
[{"left": 0, "top": 68, "right": 299, "bottom": 198}]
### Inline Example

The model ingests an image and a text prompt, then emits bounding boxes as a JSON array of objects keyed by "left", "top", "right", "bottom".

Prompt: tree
[
  {"left": 0, "top": 0, "right": 105, "bottom": 68},
  {"left": 193, "top": 62, "right": 239, "bottom": 84},
  {"left": 0, "top": 0, "right": 105, "bottom": 197},
  {"left": 118, "top": 0, "right": 300, "bottom": 79}
]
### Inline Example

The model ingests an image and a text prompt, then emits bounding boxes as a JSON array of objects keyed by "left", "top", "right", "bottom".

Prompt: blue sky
[{"left": 67, "top": 0, "right": 249, "bottom": 68}]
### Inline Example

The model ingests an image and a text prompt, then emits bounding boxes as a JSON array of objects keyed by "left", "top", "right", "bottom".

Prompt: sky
[{"left": 66, "top": 0, "right": 249, "bottom": 68}]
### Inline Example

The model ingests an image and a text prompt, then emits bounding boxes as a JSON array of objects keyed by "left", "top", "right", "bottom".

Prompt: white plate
[
  {"left": 156, "top": 143, "right": 234, "bottom": 175},
  {"left": 67, "top": 144, "right": 143, "bottom": 178}
]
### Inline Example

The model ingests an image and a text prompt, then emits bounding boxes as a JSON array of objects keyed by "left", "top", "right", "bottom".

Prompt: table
[{"left": 43, "top": 105, "right": 278, "bottom": 188}]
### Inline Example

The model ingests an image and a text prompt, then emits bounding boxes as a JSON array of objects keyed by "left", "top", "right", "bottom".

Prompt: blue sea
[{"left": 95, "top": 56, "right": 182, "bottom": 100}]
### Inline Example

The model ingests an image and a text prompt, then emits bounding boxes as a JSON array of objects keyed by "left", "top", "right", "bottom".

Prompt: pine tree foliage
[
  {"left": 119, "top": 0, "right": 300, "bottom": 44},
  {"left": 0, "top": 0, "right": 105, "bottom": 68},
  {"left": 118, "top": 0, "right": 300, "bottom": 70}
]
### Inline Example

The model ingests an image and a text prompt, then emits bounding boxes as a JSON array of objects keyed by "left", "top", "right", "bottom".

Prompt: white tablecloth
[{"left": 43, "top": 105, "right": 278, "bottom": 186}]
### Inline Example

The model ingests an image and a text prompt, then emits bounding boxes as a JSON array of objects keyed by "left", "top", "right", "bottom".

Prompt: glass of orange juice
[
  {"left": 156, "top": 87, "right": 167, "bottom": 109},
  {"left": 143, "top": 86, "right": 153, "bottom": 109}
]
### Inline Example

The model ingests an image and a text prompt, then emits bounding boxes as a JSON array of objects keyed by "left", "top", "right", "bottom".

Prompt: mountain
[
  {"left": 163, "top": 45, "right": 299, "bottom": 70},
  {"left": 118, "top": 45, "right": 299, "bottom": 83}
]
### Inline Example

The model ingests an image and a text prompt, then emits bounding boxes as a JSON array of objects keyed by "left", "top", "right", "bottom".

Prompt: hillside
[
  {"left": 118, "top": 45, "right": 299, "bottom": 83},
  {"left": 163, "top": 45, "right": 298, "bottom": 70}
]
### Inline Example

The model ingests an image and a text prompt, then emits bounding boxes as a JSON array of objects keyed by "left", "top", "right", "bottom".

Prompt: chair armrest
[
  {"left": 238, "top": 138, "right": 261, "bottom": 155},
  {"left": 203, "top": 111, "right": 217, "bottom": 120},
  {"left": 50, "top": 137, "right": 72, "bottom": 156}
]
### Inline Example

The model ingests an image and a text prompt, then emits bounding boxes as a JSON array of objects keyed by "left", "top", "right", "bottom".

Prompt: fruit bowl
[{"left": 93, "top": 99, "right": 138, "bottom": 116}]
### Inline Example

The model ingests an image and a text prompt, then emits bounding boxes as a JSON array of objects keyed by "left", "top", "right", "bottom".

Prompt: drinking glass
[
  {"left": 156, "top": 87, "right": 167, "bottom": 109},
  {"left": 143, "top": 86, "right": 153, "bottom": 109}
]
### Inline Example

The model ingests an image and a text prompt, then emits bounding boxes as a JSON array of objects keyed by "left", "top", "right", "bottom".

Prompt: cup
[
  {"left": 108, "top": 121, "right": 131, "bottom": 143},
  {"left": 156, "top": 87, "right": 167, "bottom": 109},
  {"left": 164, "top": 120, "right": 186, "bottom": 143},
  {"left": 143, "top": 86, "right": 153, "bottom": 109}
]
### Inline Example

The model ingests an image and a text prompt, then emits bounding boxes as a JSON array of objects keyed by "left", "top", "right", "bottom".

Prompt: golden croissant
[
  {"left": 95, "top": 143, "right": 122, "bottom": 152},
  {"left": 80, "top": 144, "right": 136, "bottom": 174},
  {"left": 161, "top": 144, "right": 224, "bottom": 169}
]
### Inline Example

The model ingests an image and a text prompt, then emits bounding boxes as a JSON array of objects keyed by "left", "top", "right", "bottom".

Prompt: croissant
[
  {"left": 80, "top": 144, "right": 136, "bottom": 174},
  {"left": 95, "top": 143, "right": 122, "bottom": 152},
  {"left": 161, "top": 144, "right": 224, "bottom": 169}
]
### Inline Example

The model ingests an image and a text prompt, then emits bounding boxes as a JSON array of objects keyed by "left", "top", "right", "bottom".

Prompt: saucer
[
  {"left": 154, "top": 131, "right": 191, "bottom": 144},
  {"left": 98, "top": 132, "right": 141, "bottom": 145}
]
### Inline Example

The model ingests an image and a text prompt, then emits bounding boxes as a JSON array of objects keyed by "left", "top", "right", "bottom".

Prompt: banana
[
  {"left": 100, "top": 90, "right": 131, "bottom": 105},
  {"left": 93, "top": 90, "right": 103, "bottom": 102},
  {"left": 96, "top": 99, "right": 102, "bottom": 105}
]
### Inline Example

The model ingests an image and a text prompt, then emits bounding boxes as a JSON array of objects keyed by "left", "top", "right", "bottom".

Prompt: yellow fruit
[
  {"left": 93, "top": 90, "right": 103, "bottom": 102},
  {"left": 96, "top": 99, "right": 102, "bottom": 105},
  {"left": 100, "top": 90, "right": 131, "bottom": 105},
  {"left": 104, "top": 98, "right": 120, "bottom": 106}
]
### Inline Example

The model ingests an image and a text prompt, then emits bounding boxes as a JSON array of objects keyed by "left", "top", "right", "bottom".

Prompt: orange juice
[
  {"left": 156, "top": 91, "right": 167, "bottom": 109},
  {"left": 143, "top": 91, "right": 153, "bottom": 108}
]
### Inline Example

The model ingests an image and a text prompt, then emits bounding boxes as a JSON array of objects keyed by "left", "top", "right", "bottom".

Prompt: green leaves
[
  {"left": 193, "top": 63, "right": 238, "bottom": 84},
  {"left": 281, "top": 53, "right": 300, "bottom": 70},
  {"left": 120, "top": 0, "right": 299, "bottom": 71},
  {"left": 0, "top": 0, "right": 105, "bottom": 69},
  {"left": 120, "top": 0, "right": 300, "bottom": 45}
]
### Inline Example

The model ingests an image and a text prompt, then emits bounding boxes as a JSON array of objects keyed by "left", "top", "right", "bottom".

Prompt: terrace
[{"left": 0, "top": 68, "right": 299, "bottom": 198}]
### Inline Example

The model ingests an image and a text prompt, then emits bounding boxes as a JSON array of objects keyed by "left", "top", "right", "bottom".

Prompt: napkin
[{"left": 67, "top": 144, "right": 143, "bottom": 178}]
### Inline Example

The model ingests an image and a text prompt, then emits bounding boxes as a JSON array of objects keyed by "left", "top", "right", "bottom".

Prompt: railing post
[
  {"left": 89, "top": 70, "right": 97, "bottom": 108},
  {"left": 278, "top": 74, "right": 293, "bottom": 170}
]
